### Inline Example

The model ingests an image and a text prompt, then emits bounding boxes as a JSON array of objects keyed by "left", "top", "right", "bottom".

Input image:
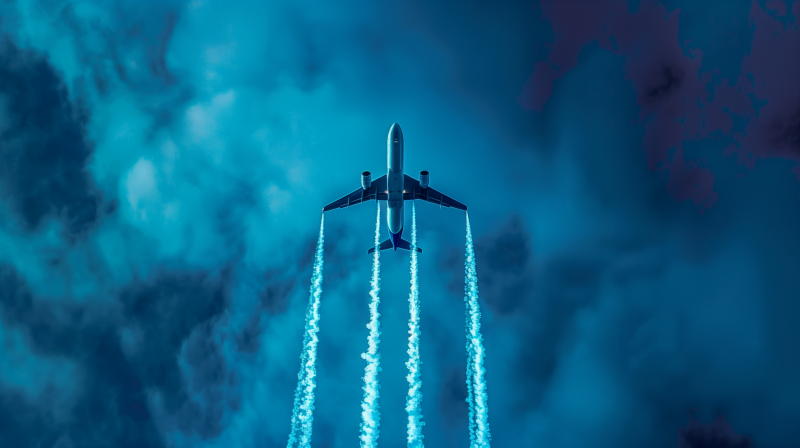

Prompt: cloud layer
[{"left": 0, "top": 0, "right": 798, "bottom": 447}]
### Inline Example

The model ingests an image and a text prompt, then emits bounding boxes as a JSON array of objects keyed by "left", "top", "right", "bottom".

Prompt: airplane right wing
[
  {"left": 323, "top": 175, "right": 388, "bottom": 212},
  {"left": 402, "top": 174, "right": 467, "bottom": 211}
]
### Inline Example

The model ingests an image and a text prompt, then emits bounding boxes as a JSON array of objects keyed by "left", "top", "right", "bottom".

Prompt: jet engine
[
  {"left": 419, "top": 170, "right": 429, "bottom": 189},
  {"left": 361, "top": 171, "right": 372, "bottom": 190}
]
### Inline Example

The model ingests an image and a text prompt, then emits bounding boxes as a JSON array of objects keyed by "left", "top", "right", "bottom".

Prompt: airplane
[{"left": 322, "top": 123, "right": 467, "bottom": 254}]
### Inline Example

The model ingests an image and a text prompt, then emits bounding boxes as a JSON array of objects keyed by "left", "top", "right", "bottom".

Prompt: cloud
[
  {"left": 518, "top": 0, "right": 800, "bottom": 211},
  {"left": 126, "top": 159, "right": 158, "bottom": 213},
  {"left": 0, "top": 262, "right": 233, "bottom": 447},
  {"left": 0, "top": 37, "right": 100, "bottom": 236},
  {"left": 678, "top": 415, "right": 753, "bottom": 448},
  {"left": 473, "top": 214, "right": 534, "bottom": 315}
]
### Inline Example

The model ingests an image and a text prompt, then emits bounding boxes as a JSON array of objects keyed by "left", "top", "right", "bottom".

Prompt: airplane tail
[{"left": 368, "top": 238, "right": 423, "bottom": 254}]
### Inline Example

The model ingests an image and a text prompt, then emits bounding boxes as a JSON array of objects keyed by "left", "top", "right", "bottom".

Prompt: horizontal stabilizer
[
  {"left": 368, "top": 239, "right": 394, "bottom": 254},
  {"left": 395, "top": 238, "right": 422, "bottom": 253},
  {"left": 367, "top": 238, "right": 423, "bottom": 254}
]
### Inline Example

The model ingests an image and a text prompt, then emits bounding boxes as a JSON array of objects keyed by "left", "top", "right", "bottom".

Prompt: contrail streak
[
  {"left": 359, "top": 203, "right": 382, "bottom": 448},
  {"left": 465, "top": 213, "right": 491, "bottom": 447},
  {"left": 406, "top": 203, "right": 425, "bottom": 447},
  {"left": 287, "top": 214, "right": 325, "bottom": 448}
]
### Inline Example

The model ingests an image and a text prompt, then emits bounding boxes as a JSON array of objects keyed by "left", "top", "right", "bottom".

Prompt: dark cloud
[
  {"left": 54, "top": 2, "right": 192, "bottom": 141},
  {"left": 119, "top": 5, "right": 198, "bottom": 138},
  {"left": 119, "top": 269, "right": 231, "bottom": 419},
  {"left": 509, "top": 254, "right": 604, "bottom": 411},
  {"left": 0, "top": 267, "right": 164, "bottom": 447},
  {"left": 0, "top": 265, "right": 233, "bottom": 447},
  {"left": 0, "top": 389, "right": 63, "bottom": 448},
  {"left": 0, "top": 37, "right": 99, "bottom": 236},
  {"left": 312, "top": 420, "right": 337, "bottom": 448},
  {"left": 234, "top": 311, "right": 263, "bottom": 355},
  {"left": 645, "top": 65, "right": 685, "bottom": 103},
  {"left": 678, "top": 415, "right": 753, "bottom": 448},
  {"left": 59, "top": 3, "right": 183, "bottom": 90},
  {"left": 438, "top": 367, "right": 469, "bottom": 428},
  {"left": 474, "top": 214, "right": 533, "bottom": 315},
  {"left": 178, "top": 319, "right": 228, "bottom": 438},
  {"left": 322, "top": 219, "right": 370, "bottom": 285},
  {"left": 147, "top": 11, "right": 178, "bottom": 84},
  {"left": 279, "top": 10, "right": 331, "bottom": 93},
  {"left": 770, "top": 104, "right": 800, "bottom": 155},
  {"left": 259, "top": 268, "right": 297, "bottom": 316},
  {"left": 234, "top": 264, "right": 305, "bottom": 354}
]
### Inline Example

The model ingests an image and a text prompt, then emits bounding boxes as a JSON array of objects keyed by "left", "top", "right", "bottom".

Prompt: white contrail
[
  {"left": 287, "top": 214, "right": 325, "bottom": 448},
  {"left": 359, "top": 203, "right": 383, "bottom": 448},
  {"left": 464, "top": 213, "right": 491, "bottom": 448},
  {"left": 406, "top": 203, "right": 425, "bottom": 447},
  {"left": 465, "top": 324, "right": 476, "bottom": 443}
]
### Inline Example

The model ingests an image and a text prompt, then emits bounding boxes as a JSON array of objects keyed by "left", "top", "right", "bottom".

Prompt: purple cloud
[
  {"left": 519, "top": 0, "right": 800, "bottom": 211},
  {"left": 678, "top": 415, "right": 753, "bottom": 448}
]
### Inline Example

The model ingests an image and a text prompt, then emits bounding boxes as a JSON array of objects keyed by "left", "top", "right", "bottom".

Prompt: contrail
[
  {"left": 406, "top": 203, "right": 425, "bottom": 447},
  {"left": 359, "top": 203, "right": 383, "bottom": 448},
  {"left": 287, "top": 214, "right": 325, "bottom": 448},
  {"left": 464, "top": 213, "right": 491, "bottom": 447}
]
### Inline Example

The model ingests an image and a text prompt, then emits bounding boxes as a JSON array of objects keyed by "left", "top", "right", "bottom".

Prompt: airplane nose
[{"left": 390, "top": 123, "right": 403, "bottom": 142}]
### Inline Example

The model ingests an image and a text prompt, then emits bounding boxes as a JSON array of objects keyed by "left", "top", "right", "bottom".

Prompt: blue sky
[{"left": 0, "top": 0, "right": 798, "bottom": 447}]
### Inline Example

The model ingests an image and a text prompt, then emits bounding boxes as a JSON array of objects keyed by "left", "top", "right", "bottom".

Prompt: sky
[{"left": 0, "top": 0, "right": 798, "bottom": 447}]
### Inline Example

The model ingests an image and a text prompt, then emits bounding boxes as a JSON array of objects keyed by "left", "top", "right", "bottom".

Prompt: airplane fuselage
[{"left": 387, "top": 123, "right": 405, "bottom": 248}]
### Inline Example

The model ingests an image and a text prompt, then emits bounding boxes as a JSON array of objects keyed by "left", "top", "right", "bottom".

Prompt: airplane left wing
[
  {"left": 403, "top": 174, "right": 467, "bottom": 211},
  {"left": 323, "top": 175, "right": 388, "bottom": 212}
]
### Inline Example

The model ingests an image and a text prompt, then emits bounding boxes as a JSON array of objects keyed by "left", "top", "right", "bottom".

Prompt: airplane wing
[
  {"left": 403, "top": 174, "right": 467, "bottom": 211},
  {"left": 323, "top": 175, "right": 388, "bottom": 212}
]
